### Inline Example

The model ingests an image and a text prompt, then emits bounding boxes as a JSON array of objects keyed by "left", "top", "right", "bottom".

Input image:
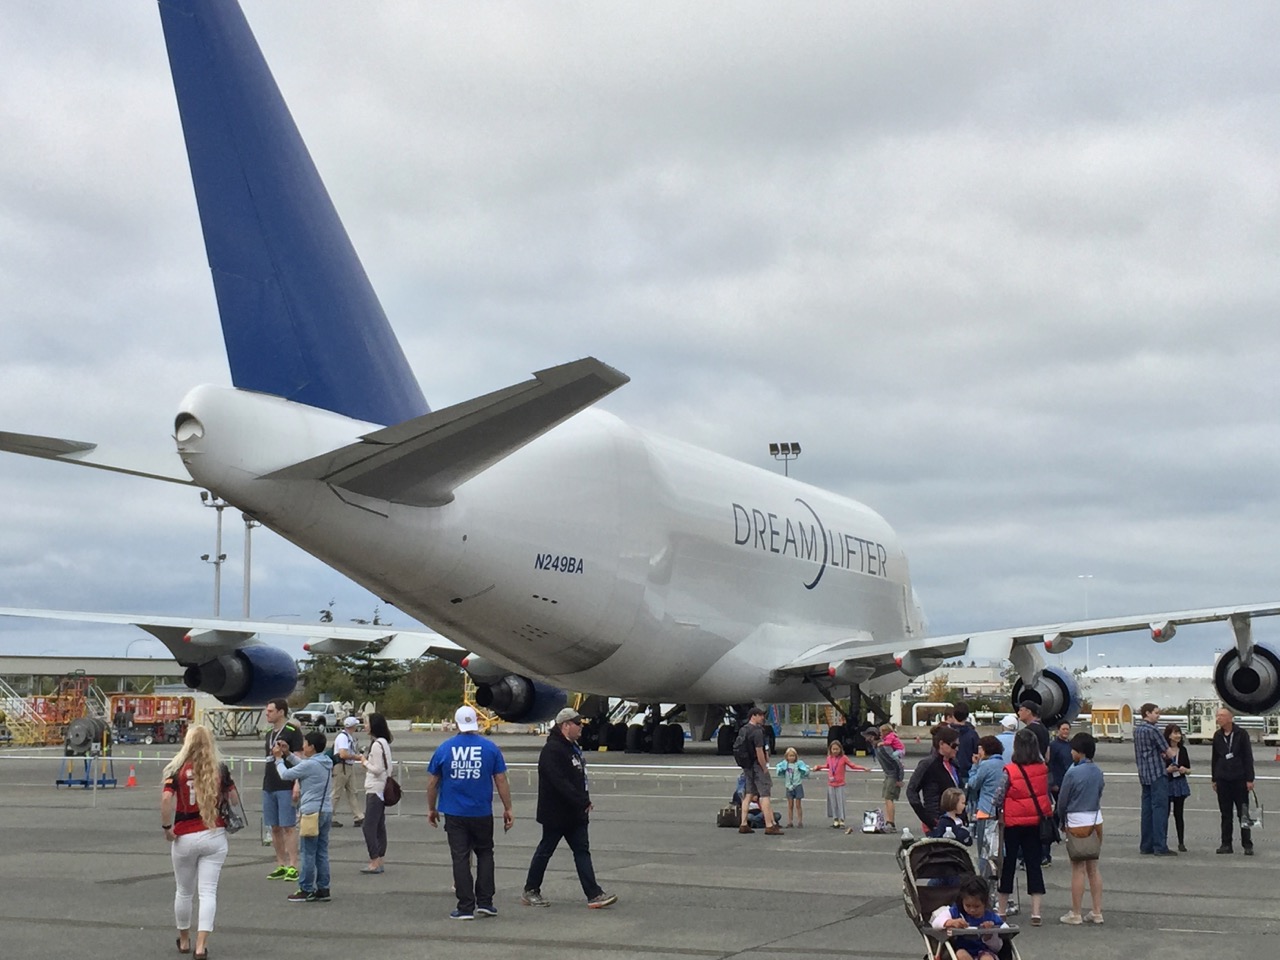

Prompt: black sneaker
[
  {"left": 1245, "top": 847, "right": 1255, "bottom": 856},
  {"left": 313, "top": 888, "right": 331, "bottom": 902},
  {"left": 1217, "top": 845, "right": 1233, "bottom": 854},
  {"left": 332, "top": 821, "right": 344, "bottom": 828}
]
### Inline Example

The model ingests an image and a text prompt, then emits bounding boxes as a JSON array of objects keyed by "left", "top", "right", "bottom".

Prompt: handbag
[
  {"left": 1065, "top": 823, "right": 1102, "bottom": 861},
  {"left": 299, "top": 811, "right": 320, "bottom": 837},
  {"left": 217, "top": 764, "right": 247, "bottom": 834},
  {"left": 1015, "top": 763, "right": 1058, "bottom": 845},
  {"left": 379, "top": 741, "right": 402, "bottom": 807},
  {"left": 1241, "top": 791, "right": 1264, "bottom": 831}
]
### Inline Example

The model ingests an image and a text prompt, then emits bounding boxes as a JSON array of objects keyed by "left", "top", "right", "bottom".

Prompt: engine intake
[
  {"left": 1214, "top": 644, "right": 1280, "bottom": 716},
  {"left": 182, "top": 644, "right": 298, "bottom": 705},
  {"left": 474, "top": 674, "right": 567, "bottom": 723},
  {"left": 1011, "top": 664, "right": 1081, "bottom": 727}
]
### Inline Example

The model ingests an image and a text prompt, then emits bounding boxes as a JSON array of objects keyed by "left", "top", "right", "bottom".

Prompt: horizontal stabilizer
[
  {"left": 0, "top": 431, "right": 194, "bottom": 485},
  {"left": 264, "top": 357, "right": 629, "bottom": 506}
]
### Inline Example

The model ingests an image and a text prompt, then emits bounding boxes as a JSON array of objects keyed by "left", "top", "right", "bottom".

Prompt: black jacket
[
  {"left": 907, "top": 752, "right": 960, "bottom": 831},
  {"left": 1211, "top": 725, "right": 1255, "bottom": 783},
  {"left": 536, "top": 727, "right": 592, "bottom": 830}
]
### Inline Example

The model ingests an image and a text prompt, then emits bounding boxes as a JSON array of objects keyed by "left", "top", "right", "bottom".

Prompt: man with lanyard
[
  {"left": 263, "top": 698, "right": 304, "bottom": 881},
  {"left": 1133, "top": 702, "right": 1177, "bottom": 856},
  {"left": 1212, "top": 707, "right": 1255, "bottom": 856},
  {"left": 330, "top": 717, "right": 364, "bottom": 829},
  {"left": 427, "top": 705, "right": 514, "bottom": 920},
  {"left": 521, "top": 707, "right": 617, "bottom": 909}
]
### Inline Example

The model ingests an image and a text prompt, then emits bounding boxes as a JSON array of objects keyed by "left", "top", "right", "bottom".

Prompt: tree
[{"left": 925, "top": 673, "right": 952, "bottom": 703}]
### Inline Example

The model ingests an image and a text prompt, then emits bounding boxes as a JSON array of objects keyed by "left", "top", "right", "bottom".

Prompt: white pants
[{"left": 171, "top": 828, "right": 228, "bottom": 932}]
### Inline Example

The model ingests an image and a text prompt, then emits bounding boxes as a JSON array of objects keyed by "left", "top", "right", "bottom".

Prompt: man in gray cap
[
  {"left": 330, "top": 716, "right": 364, "bottom": 828},
  {"left": 521, "top": 707, "right": 617, "bottom": 909}
]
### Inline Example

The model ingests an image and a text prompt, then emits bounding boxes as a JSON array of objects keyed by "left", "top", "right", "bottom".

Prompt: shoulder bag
[
  {"left": 1015, "top": 763, "right": 1059, "bottom": 846},
  {"left": 217, "top": 763, "right": 248, "bottom": 834},
  {"left": 379, "top": 740, "right": 402, "bottom": 807}
]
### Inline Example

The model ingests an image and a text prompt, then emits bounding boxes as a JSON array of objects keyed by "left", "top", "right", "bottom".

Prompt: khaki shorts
[
  {"left": 742, "top": 765, "right": 773, "bottom": 800},
  {"left": 881, "top": 777, "right": 901, "bottom": 801}
]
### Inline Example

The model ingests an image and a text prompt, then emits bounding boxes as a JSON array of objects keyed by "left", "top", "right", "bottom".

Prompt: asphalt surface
[{"left": 2, "top": 733, "right": 1276, "bottom": 959}]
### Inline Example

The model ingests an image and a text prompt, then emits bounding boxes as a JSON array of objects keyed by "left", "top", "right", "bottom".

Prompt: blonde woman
[{"left": 161, "top": 725, "right": 238, "bottom": 959}]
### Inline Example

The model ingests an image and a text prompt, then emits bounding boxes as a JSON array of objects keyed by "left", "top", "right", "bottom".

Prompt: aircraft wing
[
  {"left": 0, "top": 607, "right": 463, "bottom": 666},
  {"left": 772, "top": 601, "right": 1280, "bottom": 680},
  {"left": 0, "top": 431, "right": 194, "bottom": 484},
  {"left": 262, "top": 357, "right": 629, "bottom": 507}
]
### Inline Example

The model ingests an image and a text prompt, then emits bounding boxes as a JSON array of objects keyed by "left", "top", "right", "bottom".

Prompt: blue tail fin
[{"left": 158, "top": 0, "right": 428, "bottom": 426}]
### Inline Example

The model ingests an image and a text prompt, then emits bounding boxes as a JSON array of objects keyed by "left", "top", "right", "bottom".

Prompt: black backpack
[{"left": 732, "top": 726, "right": 757, "bottom": 769}]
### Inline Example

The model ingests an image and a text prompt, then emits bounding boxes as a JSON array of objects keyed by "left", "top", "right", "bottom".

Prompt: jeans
[
  {"left": 299, "top": 812, "right": 331, "bottom": 892},
  {"left": 1217, "top": 780, "right": 1253, "bottom": 849},
  {"left": 445, "top": 815, "right": 495, "bottom": 912},
  {"left": 1139, "top": 776, "right": 1170, "bottom": 853},
  {"left": 363, "top": 794, "right": 387, "bottom": 859},
  {"left": 524, "top": 821, "right": 601, "bottom": 899}
]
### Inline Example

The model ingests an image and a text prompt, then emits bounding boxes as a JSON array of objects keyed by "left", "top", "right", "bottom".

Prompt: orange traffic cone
[
  {"left": 125, "top": 765, "right": 137, "bottom": 788},
  {"left": 1274, "top": 747, "right": 1280, "bottom": 763}
]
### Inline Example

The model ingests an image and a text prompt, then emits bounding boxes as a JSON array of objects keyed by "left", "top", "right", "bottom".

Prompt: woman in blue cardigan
[{"left": 1055, "top": 732, "right": 1105, "bottom": 925}]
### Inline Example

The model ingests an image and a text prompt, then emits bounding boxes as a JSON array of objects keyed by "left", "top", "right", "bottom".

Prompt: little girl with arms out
[
  {"left": 929, "top": 875, "right": 1007, "bottom": 960},
  {"left": 775, "top": 747, "right": 811, "bottom": 828},
  {"left": 815, "top": 740, "right": 869, "bottom": 828}
]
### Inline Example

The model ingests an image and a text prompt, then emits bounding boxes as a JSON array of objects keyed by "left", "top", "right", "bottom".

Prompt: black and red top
[{"left": 163, "top": 763, "right": 234, "bottom": 837}]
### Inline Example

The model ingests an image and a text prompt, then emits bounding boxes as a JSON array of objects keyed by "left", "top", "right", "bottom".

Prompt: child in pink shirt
[{"left": 814, "top": 741, "right": 870, "bottom": 828}]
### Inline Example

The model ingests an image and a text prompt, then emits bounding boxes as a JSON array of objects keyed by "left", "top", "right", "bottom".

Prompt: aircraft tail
[{"left": 157, "top": 0, "right": 428, "bottom": 427}]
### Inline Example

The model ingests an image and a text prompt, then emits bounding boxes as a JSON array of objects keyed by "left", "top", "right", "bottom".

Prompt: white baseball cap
[
  {"left": 1000, "top": 714, "right": 1017, "bottom": 730},
  {"left": 343, "top": 716, "right": 360, "bottom": 728},
  {"left": 455, "top": 705, "right": 480, "bottom": 732}
]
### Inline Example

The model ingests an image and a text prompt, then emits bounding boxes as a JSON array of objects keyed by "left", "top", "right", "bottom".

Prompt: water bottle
[
  {"left": 943, "top": 825, "right": 956, "bottom": 840},
  {"left": 900, "top": 826, "right": 914, "bottom": 851}
]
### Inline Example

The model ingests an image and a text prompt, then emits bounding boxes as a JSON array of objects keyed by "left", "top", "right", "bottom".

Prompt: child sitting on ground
[
  {"left": 927, "top": 787, "right": 973, "bottom": 845},
  {"left": 929, "top": 875, "right": 1007, "bottom": 960}
]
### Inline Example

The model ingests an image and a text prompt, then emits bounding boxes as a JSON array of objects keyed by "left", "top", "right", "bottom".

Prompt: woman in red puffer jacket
[{"left": 997, "top": 728, "right": 1052, "bottom": 924}]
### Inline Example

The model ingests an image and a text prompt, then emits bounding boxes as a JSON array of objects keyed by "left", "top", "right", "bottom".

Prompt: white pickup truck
[{"left": 293, "top": 702, "right": 341, "bottom": 731}]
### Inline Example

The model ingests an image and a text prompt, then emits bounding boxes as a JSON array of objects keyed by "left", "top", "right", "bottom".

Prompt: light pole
[
  {"left": 1078, "top": 574, "right": 1094, "bottom": 666},
  {"left": 769, "top": 441, "right": 801, "bottom": 477},
  {"left": 242, "top": 513, "right": 260, "bottom": 617},
  {"left": 200, "top": 492, "right": 228, "bottom": 616}
]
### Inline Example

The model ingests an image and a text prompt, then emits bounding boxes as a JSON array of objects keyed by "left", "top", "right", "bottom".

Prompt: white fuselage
[{"left": 176, "top": 385, "right": 926, "bottom": 704}]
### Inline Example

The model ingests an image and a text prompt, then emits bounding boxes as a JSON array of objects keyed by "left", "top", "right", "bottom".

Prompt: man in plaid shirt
[{"left": 1133, "top": 702, "right": 1177, "bottom": 856}]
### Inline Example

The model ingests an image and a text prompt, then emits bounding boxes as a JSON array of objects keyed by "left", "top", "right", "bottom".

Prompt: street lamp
[
  {"left": 769, "top": 441, "right": 802, "bottom": 477},
  {"left": 242, "top": 513, "right": 260, "bottom": 617},
  {"left": 200, "top": 491, "right": 228, "bottom": 616}
]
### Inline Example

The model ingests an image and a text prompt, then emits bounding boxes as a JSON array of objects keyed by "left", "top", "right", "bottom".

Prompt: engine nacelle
[
  {"left": 474, "top": 674, "right": 568, "bottom": 723},
  {"left": 460, "top": 654, "right": 509, "bottom": 684},
  {"left": 1214, "top": 643, "right": 1280, "bottom": 716},
  {"left": 182, "top": 644, "right": 298, "bottom": 706},
  {"left": 1011, "top": 664, "right": 1082, "bottom": 727},
  {"left": 896, "top": 650, "right": 945, "bottom": 678}
]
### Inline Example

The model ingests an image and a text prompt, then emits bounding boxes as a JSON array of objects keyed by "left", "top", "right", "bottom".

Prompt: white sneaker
[
  {"left": 1059, "top": 912, "right": 1083, "bottom": 925},
  {"left": 1086, "top": 912, "right": 1104, "bottom": 924}
]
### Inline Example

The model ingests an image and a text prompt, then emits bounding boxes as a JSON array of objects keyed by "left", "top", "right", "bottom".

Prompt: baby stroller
[{"left": 897, "top": 837, "right": 1022, "bottom": 960}]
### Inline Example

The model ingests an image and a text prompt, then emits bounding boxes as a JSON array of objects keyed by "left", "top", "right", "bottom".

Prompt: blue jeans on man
[
  {"left": 299, "top": 811, "right": 332, "bottom": 893},
  {"left": 1139, "top": 776, "right": 1170, "bottom": 854}
]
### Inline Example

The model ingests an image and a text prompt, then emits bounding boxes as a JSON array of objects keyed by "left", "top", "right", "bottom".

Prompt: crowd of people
[{"left": 157, "top": 695, "right": 1259, "bottom": 950}]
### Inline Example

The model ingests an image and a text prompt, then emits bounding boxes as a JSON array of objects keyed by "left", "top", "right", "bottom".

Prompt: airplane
[{"left": 3, "top": 0, "right": 1280, "bottom": 753}]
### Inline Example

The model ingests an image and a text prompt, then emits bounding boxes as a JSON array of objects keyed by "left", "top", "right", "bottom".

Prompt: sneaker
[
  {"left": 521, "top": 889, "right": 551, "bottom": 907},
  {"left": 449, "top": 910, "right": 474, "bottom": 920},
  {"left": 332, "top": 821, "right": 344, "bottom": 828},
  {"left": 475, "top": 904, "right": 497, "bottom": 918},
  {"left": 1177, "top": 843, "right": 1187, "bottom": 852},
  {"left": 1216, "top": 845, "right": 1233, "bottom": 854},
  {"left": 267, "top": 866, "right": 290, "bottom": 880},
  {"left": 1245, "top": 847, "right": 1255, "bottom": 856},
  {"left": 284, "top": 866, "right": 300, "bottom": 881},
  {"left": 587, "top": 891, "right": 618, "bottom": 909},
  {"left": 286, "top": 889, "right": 312, "bottom": 903},
  {"left": 763, "top": 824, "right": 784, "bottom": 835},
  {"left": 313, "top": 888, "right": 331, "bottom": 902},
  {"left": 353, "top": 818, "right": 364, "bottom": 826},
  {"left": 738, "top": 824, "right": 754, "bottom": 834},
  {"left": 1059, "top": 912, "right": 1083, "bottom": 925},
  {"left": 1086, "top": 913, "right": 1104, "bottom": 925},
  {"left": 1153, "top": 849, "right": 1177, "bottom": 857}
]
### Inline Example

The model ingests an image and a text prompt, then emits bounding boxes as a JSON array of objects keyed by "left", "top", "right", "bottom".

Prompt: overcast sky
[{"left": 1, "top": 2, "right": 1278, "bottom": 674}]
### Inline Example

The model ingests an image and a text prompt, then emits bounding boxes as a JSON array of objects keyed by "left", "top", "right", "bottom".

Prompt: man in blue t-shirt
[{"left": 427, "top": 705, "right": 514, "bottom": 920}]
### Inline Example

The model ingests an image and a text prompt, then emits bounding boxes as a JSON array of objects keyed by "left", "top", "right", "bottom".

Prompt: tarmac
[{"left": 2, "top": 733, "right": 1277, "bottom": 960}]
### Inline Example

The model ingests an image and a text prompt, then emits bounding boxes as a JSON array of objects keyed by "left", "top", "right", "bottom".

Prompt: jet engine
[
  {"left": 474, "top": 674, "right": 568, "bottom": 723},
  {"left": 1214, "top": 644, "right": 1280, "bottom": 716},
  {"left": 1011, "top": 664, "right": 1081, "bottom": 727},
  {"left": 182, "top": 644, "right": 298, "bottom": 706}
]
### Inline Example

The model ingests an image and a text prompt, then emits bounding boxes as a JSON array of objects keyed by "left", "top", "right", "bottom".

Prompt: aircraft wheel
[
  {"left": 716, "top": 724, "right": 735, "bottom": 755},
  {"left": 624, "top": 725, "right": 644, "bottom": 753},
  {"left": 663, "top": 723, "right": 685, "bottom": 753},
  {"left": 607, "top": 722, "right": 628, "bottom": 752}
]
